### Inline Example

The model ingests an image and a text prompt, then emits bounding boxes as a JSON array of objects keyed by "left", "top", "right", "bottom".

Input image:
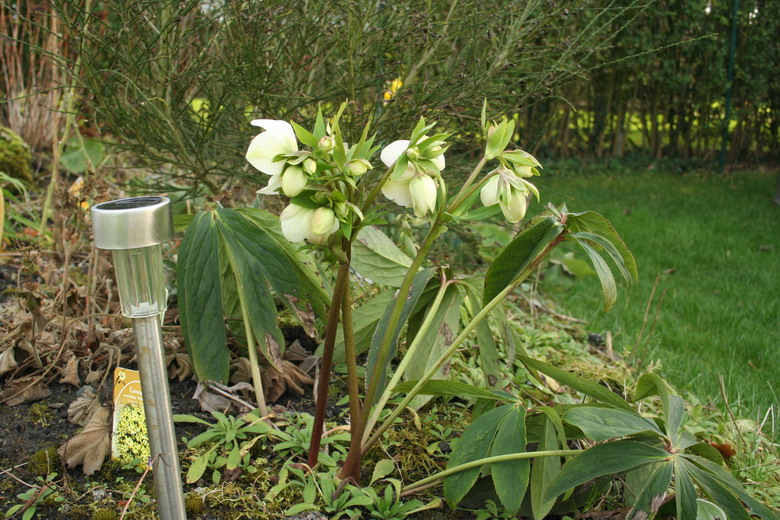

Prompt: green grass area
[{"left": 535, "top": 165, "right": 780, "bottom": 421}]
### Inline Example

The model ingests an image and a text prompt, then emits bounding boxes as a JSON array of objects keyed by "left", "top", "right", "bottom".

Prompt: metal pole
[
  {"left": 719, "top": 0, "right": 740, "bottom": 173},
  {"left": 133, "top": 316, "right": 187, "bottom": 520},
  {"left": 91, "top": 196, "right": 186, "bottom": 520}
]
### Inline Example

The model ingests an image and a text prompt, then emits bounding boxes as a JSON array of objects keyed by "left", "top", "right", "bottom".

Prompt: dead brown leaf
[
  {"left": 261, "top": 360, "right": 314, "bottom": 402},
  {"left": 58, "top": 406, "right": 111, "bottom": 475},
  {"left": 67, "top": 388, "right": 101, "bottom": 426},
  {"left": 0, "top": 377, "right": 51, "bottom": 406},
  {"left": 0, "top": 347, "right": 18, "bottom": 376},
  {"left": 60, "top": 354, "right": 81, "bottom": 387},
  {"left": 194, "top": 382, "right": 255, "bottom": 415}
]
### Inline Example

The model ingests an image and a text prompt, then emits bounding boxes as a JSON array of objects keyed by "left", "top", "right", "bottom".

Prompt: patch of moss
[
  {"left": 29, "top": 402, "right": 53, "bottom": 427},
  {"left": 0, "top": 126, "right": 33, "bottom": 184},
  {"left": 185, "top": 495, "right": 206, "bottom": 516},
  {"left": 65, "top": 504, "right": 90, "bottom": 520},
  {"left": 92, "top": 508, "right": 118, "bottom": 520},
  {"left": 28, "top": 446, "right": 60, "bottom": 476}
]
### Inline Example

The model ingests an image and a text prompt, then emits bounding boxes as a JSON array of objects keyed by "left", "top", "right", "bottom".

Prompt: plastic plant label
[{"left": 111, "top": 367, "right": 151, "bottom": 466}]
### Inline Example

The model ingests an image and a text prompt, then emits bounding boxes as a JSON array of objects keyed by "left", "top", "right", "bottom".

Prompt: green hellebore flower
[
  {"left": 246, "top": 119, "right": 298, "bottom": 195},
  {"left": 279, "top": 203, "right": 339, "bottom": 244},
  {"left": 380, "top": 139, "right": 445, "bottom": 215},
  {"left": 409, "top": 174, "right": 438, "bottom": 217},
  {"left": 480, "top": 168, "right": 531, "bottom": 223}
]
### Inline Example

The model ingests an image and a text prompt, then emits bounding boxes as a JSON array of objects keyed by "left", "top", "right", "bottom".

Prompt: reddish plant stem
[{"left": 307, "top": 262, "right": 350, "bottom": 468}]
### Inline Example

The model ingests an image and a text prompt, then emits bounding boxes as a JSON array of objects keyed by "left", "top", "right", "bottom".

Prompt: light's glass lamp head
[{"left": 91, "top": 197, "right": 173, "bottom": 318}]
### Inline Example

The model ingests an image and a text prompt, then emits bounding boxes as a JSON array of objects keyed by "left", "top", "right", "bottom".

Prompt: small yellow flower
[{"left": 383, "top": 77, "right": 403, "bottom": 102}]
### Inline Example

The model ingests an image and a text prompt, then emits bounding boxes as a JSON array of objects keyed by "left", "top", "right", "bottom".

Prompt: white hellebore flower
[
  {"left": 279, "top": 204, "right": 339, "bottom": 244},
  {"left": 246, "top": 119, "right": 305, "bottom": 196},
  {"left": 380, "top": 139, "right": 445, "bottom": 217},
  {"left": 480, "top": 168, "right": 532, "bottom": 223}
]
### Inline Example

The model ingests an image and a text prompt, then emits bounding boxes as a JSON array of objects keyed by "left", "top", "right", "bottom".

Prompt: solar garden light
[{"left": 91, "top": 196, "right": 187, "bottom": 520}]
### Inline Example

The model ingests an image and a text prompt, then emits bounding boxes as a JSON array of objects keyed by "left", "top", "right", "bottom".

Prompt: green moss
[
  {"left": 65, "top": 505, "right": 90, "bottom": 520},
  {"left": 92, "top": 508, "right": 118, "bottom": 520},
  {"left": 0, "top": 126, "right": 33, "bottom": 184},
  {"left": 28, "top": 446, "right": 60, "bottom": 476},
  {"left": 29, "top": 402, "right": 53, "bottom": 427},
  {"left": 185, "top": 495, "right": 206, "bottom": 516}
]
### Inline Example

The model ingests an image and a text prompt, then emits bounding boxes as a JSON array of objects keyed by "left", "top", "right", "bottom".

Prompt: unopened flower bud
[
  {"left": 311, "top": 207, "right": 337, "bottom": 235},
  {"left": 409, "top": 174, "right": 437, "bottom": 217},
  {"left": 347, "top": 160, "right": 369, "bottom": 176},
  {"left": 281, "top": 166, "right": 307, "bottom": 197},
  {"left": 318, "top": 136, "right": 335, "bottom": 152},
  {"left": 334, "top": 201, "right": 349, "bottom": 219},
  {"left": 303, "top": 158, "right": 317, "bottom": 175},
  {"left": 405, "top": 147, "right": 420, "bottom": 161}
]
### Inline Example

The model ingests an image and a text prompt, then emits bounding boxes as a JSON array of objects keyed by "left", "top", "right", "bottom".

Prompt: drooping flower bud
[
  {"left": 280, "top": 203, "right": 315, "bottom": 243},
  {"left": 303, "top": 158, "right": 317, "bottom": 175},
  {"left": 409, "top": 174, "right": 438, "bottom": 217},
  {"left": 501, "top": 187, "right": 528, "bottom": 223},
  {"left": 309, "top": 207, "right": 339, "bottom": 244},
  {"left": 347, "top": 159, "right": 370, "bottom": 176},
  {"left": 281, "top": 166, "right": 307, "bottom": 197},
  {"left": 318, "top": 136, "right": 335, "bottom": 152},
  {"left": 480, "top": 176, "right": 500, "bottom": 207}
]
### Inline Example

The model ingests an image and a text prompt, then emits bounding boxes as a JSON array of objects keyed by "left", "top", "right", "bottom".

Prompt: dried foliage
[{"left": 58, "top": 405, "right": 111, "bottom": 475}]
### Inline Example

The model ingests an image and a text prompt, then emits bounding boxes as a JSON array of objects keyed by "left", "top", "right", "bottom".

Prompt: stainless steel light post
[{"left": 91, "top": 196, "right": 187, "bottom": 520}]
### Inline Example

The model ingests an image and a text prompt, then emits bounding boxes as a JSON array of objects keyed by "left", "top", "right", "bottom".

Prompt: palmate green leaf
[
  {"left": 444, "top": 404, "right": 514, "bottom": 508},
  {"left": 404, "top": 284, "right": 463, "bottom": 409},
  {"left": 566, "top": 210, "right": 638, "bottom": 280},
  {"left": 463, "top": 283, "right": 502, "bottom": 391},
  {"left": 684, "top": 461, "right": 751, "bottom": 520},
  {"left": 574, "top": 238, "right": 617, "bottom": 311},
  {"left": 216, "top": 210, "right": 285, "bottom": 365},
  {"left": 365, "top": 268, "right": 435, "bottom": 403},
  {"left": 491, "top": 405, "right": 528, "bottom": 515},
  {"left": 393, "top": 380, "right": 517, "bottom": 402},
  {"left": 674, "top": 458, "right": 699, "bottom": 520},
  {"left": 543, "top": 440, "right": 670, "bottom": 503},
  {"left": 563, "top": 407, "right": 664, "bottom": 441},
  {"left": 684, "top": 455, "right": 779, "bottom": 520},
  {"left": 352, "top": 226, "right": 414, "bottom": 286},
  {"left": 520, "top": 357, "right": 634, "bottom": 412},
  {"left": 237, "top": 207, "right": 330, "bottom": 318},
  {"left": 530, "top": 412, "right": 562, "bottom": 520},
  {"left": 177, "top": 212, "right": 229, "bottom": 383},
  {"left": 626, "top": 461, "right": 674, "bottom": 520},
  {"left": 483, "top": 216, "right": 564, "bottom": 305},
  {"left": 569, "top": 231, "right": 633, "bottom": 286}
]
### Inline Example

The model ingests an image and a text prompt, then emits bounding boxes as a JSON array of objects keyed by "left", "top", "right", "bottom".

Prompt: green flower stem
[
  {"left": 401, "top": 449, "right": 578, "bottom": 495},
  {"left": 445, "top": 155, "right": 489, "bottom": 213},
  {"left": 238, "top": 294, "right": 268, "bottom": 419},
  {"left": 362, "top": 233, "right": 565, "bottom": 455},
  {"left": 341, "top": 220, "right": 446, "bottom": 479},
  {"left": 361, "top": 272, "right": 450, "bottom": 445},
  {"left": 360, "top": 164, "right": 395, "bottom": 216},
  {"left": 307, "top": 261, "right": 350, "bottom": 468}
]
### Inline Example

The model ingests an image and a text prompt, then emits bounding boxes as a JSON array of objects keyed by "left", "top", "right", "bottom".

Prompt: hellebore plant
[{"left": 244, "top": 103, "right": 633, "bottom": 484}]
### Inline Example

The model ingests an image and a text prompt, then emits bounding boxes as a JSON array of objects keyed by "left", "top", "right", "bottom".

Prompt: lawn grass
[{"left": 534, "top": 163, "right": 780, "bottom": 422}]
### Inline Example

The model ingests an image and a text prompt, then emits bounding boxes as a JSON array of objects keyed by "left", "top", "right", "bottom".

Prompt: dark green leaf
[
  {"left": 393, "top": 380, "right": 517, "bottom": 402},
  {"left": 674, "top": 458, "right": 699, "bottom": 520},
  {"left": 569, "top": 231, "right": 633, "bottom": 286},
  {"left": 566, "top": 210, "right": 638, "bottom": 280},
  {"left": 564, "top": 407, "right": 663, "bottom": 441},
  {"left": 483, "top": 216, "right": 563, "bottom": 305},
  {"left": 491, "top": 406, "right": 528, "bottom": 515},
  {"left": 351, "top": 226, "right": 413, "bottom": 286},
  {"left": 685, "top": 461, "right": 751, "bottom": 520},
  {"left": 365, "top": 268, "right": 435, "bottom": 403},
  {"left": 626, "top": 461, "right": 674, "bottom": 520},
  {"left": 530, "top": 413, "right": 562, "bottom": 520},
  {"left": 544, "top": 440, "right": 669, "bottom": 503},
  {"left": 404, "top": 285, "right": 463, "bottom": 408},
  {"left": 177, "top": 212, "right": 229, "bottom": 383},
  {"left": 520, "top": 357, "right": 634, "bottom": 412},
  {"left": 444, "top": 404, "right": 514, "bottom": 508},
  {"left": 574, "top": 238, "right": 617, "bottom": 311}
]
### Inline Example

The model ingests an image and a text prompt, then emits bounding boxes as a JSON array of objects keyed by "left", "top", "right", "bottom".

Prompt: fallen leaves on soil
[{"left": 58, "top": 405, "right": 111, "bottom": 475}]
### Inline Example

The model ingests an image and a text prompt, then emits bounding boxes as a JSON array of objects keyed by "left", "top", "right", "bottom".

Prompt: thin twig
[{"left": 118, "top": 456, "right": 155, "bottom": 520}]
